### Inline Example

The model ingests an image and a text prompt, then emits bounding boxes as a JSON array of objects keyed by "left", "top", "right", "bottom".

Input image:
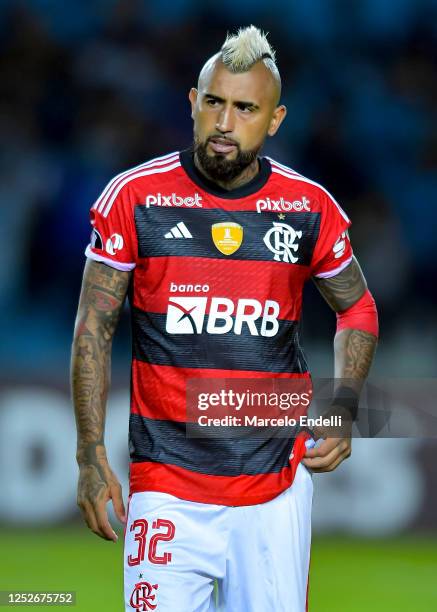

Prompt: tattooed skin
[
  {"left": 313, "top": 256, "right": 367, "bottom": 312},
  {"left": 303, "top": 256, "right": 378, "bottom": 471},
  {"left": 71, "top": 260, "right": 130, "bottom": 539},
  {"left": 314, "top": 256, "right": 378, "bottom": 391},
  {"left": 334, "top": 328, "right": 377, "bottom": 383}
]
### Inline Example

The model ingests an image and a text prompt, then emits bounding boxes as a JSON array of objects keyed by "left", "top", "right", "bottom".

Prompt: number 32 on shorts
[{"left": 127, "top": 518, "right": 176, "bottom": 566}]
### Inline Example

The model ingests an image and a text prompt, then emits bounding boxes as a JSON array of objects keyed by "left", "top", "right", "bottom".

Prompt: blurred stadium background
[{"left": 0, "top": 1, "right": 436, "bottom": 610}]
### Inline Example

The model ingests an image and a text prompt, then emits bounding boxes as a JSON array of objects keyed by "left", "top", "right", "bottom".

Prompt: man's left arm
[{"left": 303, "top": 256, "right": 378, "bottom": 472}]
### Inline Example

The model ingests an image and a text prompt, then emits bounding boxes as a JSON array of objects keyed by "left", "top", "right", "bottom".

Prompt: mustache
[{"left": 206, "top": 135, "right": 240, "bottom": 147}]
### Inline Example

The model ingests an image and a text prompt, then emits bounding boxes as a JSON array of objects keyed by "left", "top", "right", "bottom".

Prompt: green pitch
[{"left": 0, "top": 528, "right": 436, "bottom": 610}]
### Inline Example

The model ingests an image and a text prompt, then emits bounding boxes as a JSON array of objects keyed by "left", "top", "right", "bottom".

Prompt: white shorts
[{"left": 124, "top": 463, "right": 313, "bottom": 612}]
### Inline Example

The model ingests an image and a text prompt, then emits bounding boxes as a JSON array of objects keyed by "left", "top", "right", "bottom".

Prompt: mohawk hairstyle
[{"left": 220, "top": 25, "right": 277, "bottom": 73}]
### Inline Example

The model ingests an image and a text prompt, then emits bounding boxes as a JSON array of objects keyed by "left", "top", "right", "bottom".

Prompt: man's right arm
[{"left": 71, "top": 259, "right": 131, "bottom": 541}]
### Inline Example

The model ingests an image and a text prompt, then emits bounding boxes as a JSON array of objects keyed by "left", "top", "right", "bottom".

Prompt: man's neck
[{"left": 193, "top": 153, "right": 260, "bottom": 191}]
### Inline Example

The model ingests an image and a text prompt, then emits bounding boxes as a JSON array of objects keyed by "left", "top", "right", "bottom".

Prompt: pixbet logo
[
  {"left": 256, "top": 196, "right": 310, "bottom": 213},
  {"left": 145, "top": 193, "right": 203, "bottom": 208},
  {"left": 166, "top": 297, "right": 280, "bottom": 337}
]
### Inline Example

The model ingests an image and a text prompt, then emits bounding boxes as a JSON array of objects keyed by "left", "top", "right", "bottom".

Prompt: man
[{"left": 71, "top": 26, "right": 378, "bottom": 611}]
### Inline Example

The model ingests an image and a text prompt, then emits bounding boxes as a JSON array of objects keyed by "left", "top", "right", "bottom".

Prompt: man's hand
[
  {"left": 77, "top": 443, "right": 126, "bottom": 542},
  {"left": 302, "top": 406, "right": 352, "bottom": 473}
]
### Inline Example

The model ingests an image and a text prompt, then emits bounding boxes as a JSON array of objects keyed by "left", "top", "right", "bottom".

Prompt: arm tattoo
[
  {"left": 334, "top": 328, "right": 377, "bottom": 395},
  {"left": 77, "top": 443, "right": 109, "bottom": 505},
  {"left": 71, "top": 260, "right": 131, "bottom": 468},
  {"left": 313, "top": 257, "right": 367, "bottom": 312},
  {"left": 313, "top": 256, "right": 378, "bottom": 394}
]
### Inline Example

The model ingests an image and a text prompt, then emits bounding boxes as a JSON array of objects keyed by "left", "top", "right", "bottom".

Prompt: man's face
[{"left": 189, "top": 59, "right": 286, "bottom": 182}]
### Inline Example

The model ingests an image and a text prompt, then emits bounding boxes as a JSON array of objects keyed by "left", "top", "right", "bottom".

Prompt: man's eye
[
  {"left": 206, "top": 99, "right": 219, "bottom": 106},
  {"left": 237, "top": 104, "right": 253, "bottom": 112}
]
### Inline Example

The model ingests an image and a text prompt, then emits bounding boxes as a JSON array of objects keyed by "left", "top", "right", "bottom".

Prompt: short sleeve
[
  {"left": 311, "top": 192, "right": 353, "bottom": 278},
  {"left": 85, "top": 183, "right": 138, "bottom": 271}
]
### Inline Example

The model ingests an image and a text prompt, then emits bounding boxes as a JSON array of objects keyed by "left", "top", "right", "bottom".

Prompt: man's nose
[{"left": 216, "top": 105, "right": 235, "bottom": 134}]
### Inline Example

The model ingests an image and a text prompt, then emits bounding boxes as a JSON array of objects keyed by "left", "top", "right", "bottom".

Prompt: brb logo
[
  {"left": 145, "top": 193, "right": 202, "bottom": 208},
  {"left": 129, "top": 581, "right": 158, "bottom": 611},
  {"left": 256, "top": 196, "right": 310, "bottom": 213},
  {"left": 166, "top": 297, "right": 280, "bottom": 337},
  {"left": 263, "top": 222, "right": 302, "bottom": 263}
]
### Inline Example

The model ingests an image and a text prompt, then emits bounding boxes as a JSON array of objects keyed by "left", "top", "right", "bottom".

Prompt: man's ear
[
  {"left": 189, "top": 88, "right": 198, "bottom": 119},
  {"left": 268, "top": 104, "right": 287, "bottom": 136}
]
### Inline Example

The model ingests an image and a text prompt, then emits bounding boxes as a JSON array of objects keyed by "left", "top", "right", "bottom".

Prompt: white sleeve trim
[
  {"left": 313, "top": 255, "right": 353, "bottom": 279},
  {"left": 85, "top": 245, "right": 136, "bottom": 271}
]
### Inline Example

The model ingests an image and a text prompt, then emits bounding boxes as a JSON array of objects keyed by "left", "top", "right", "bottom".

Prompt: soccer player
[{"left": 71, "top": 26, "right": 378, "bottom": 611}]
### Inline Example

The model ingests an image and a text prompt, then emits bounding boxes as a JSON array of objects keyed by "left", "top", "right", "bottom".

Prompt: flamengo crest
[
  {"left": 129, "top": 581, "right": 159, "bottom": 610},
  {"left": 263, "top": 222, "right": 302, "bottom": 263}
]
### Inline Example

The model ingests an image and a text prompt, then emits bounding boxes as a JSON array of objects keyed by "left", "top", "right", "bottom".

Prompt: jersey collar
[{"left": 179, "top": 148, "right": 271, "bottom": 200}]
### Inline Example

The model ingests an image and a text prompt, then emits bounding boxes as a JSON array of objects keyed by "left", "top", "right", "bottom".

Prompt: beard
[{"left": 193, "top": 136, "right": 262, "bottom": 183}]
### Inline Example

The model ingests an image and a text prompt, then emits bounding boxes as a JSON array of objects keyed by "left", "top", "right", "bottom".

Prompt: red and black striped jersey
[{"left": 86, "top": 150, "right": 352, "bottom": 506}]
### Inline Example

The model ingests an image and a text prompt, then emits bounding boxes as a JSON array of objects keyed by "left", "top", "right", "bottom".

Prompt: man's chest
[{"left": 134, "top": 195, "right": 321, "bottom": 268}]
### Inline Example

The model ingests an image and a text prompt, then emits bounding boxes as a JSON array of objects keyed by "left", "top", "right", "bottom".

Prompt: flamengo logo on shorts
[
  {"left": 130, "top": 581, "right": 158, "bottom": 610},
  {"left": 256, "top": 196, "right": 310, "bottom": 213},
  {"left": 166, "top": 297, "right": 280, "bottom": 337},
  {"left": 145, "top": 193, "right": 203, "bottom": 208}
]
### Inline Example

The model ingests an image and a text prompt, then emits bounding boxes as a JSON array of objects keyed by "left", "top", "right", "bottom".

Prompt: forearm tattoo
[
  {"left": 334, "top": 328, "right": 377, "bottom": 394},
  {"left": 77, "top": 443, "right": 110, "bottom": 503},
  {"left": 313, "top": 257, "right": 367, "bottom": 312},
  {"left": 313, "top": 256, "right": 377, "bottom": 393},
  {"left": 71, "top": 260, "right": 130, "bottom": 466}
]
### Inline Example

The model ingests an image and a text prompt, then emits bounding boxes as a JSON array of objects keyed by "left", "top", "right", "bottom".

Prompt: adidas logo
[{"left": 164, "top": 222, "right": 193, "bottom": 239}]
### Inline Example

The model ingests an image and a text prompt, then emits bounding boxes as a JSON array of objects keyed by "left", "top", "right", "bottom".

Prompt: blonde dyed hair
[{"left": 220, "top": 25, "right": 278, "bottom": 74}]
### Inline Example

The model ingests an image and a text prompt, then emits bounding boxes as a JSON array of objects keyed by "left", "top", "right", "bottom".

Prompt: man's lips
[{"left": 208, "top": 138, "right": 238, "bottom": 154}]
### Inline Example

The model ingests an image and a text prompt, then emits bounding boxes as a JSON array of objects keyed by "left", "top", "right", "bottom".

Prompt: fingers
[
  {"left": 321, "top": 451, "right": 350, "bottom": 473},
  {"left": 305, "top": 449, "right": 350, "bottom": 473},
  {"left": 304, "top": 437, "right": 339, "bottom": 459},
  {"left": 79, "top": 500, "right": 99, "bottom": 535},
  {"left": 111, "top": 482, "right": 127, "bottom": 525},
  {"left": 78, "top": 491, "right": 119, "bottom": 542},
  {"left": 302, "top": 438, "right": 351, "bottom": 472},
  {"left": 77, "top": 464, "right": 125, "bottom": 541},
  {"left": 94, "top": 497, "right": 119, "bottom": 542}
]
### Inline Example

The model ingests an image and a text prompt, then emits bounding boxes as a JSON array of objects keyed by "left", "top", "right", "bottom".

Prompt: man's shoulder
[
  {"left": 265, "top": 156, "right": 349, "bottom": 220},
  {"left": 266, "top": 156, "right": 327, "bottom": 196},
  {"left": 117, "top": 151, "right": 182, "bottom": 187},
  {"left": 92, "top": 152, "right": 182, "bottom": 217}
]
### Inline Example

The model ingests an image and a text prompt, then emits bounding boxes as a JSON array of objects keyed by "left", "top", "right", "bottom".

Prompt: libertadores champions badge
[{"left": 211, "top": 222, "right": 243, "bottom": 255}]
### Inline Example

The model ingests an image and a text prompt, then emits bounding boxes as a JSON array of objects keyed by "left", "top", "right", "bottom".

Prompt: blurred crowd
[{"left": 1, "top": 0, "right": 436, "bottom": 375}]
